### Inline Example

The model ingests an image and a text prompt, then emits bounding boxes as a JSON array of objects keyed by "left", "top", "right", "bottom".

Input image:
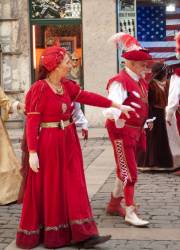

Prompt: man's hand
[
  {"left": 119, "top": 104, "right": 135, "bottom": 119},
  {"left": 17, "top": 102, "right": 25, "bottom": 112},
  {"left": 147, "top": 122, "right": 154, "bottom": 131},
  {"left": 29, "top": 152, "right": 39, "bottom": 173}
]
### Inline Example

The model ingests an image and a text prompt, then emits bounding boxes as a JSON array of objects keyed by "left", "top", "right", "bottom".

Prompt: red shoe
[
  {"left": 106, "top": 193, "right": 125, "bottom": 217},
  {"left": 174, "top": 170, "right": 180, "bottom": 175}
]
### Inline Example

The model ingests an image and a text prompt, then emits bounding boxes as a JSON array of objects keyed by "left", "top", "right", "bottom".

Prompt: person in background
[
  {"left": 16, "top": 46, "right": 134, "bottom": 249},
  {"left": 69, "top": 51, "right": 82, "bottom": 83},
  {"left": 71, "top": 101, "right": 88, "bottom": 140},
  {"left": 166, "top": 31, "right": 180, "bottom": 135},
  {"left": 68, "top": 51, "right": 88, "bottom": 140},
  {"left": 166, "top": 31, "right": 180, "bottom": 175},
  {"left": 0, "top": 87, "right": 24, "bottom": 205},
  {"left": 138, "top": 63, "right": 178, "bottom": 171}
]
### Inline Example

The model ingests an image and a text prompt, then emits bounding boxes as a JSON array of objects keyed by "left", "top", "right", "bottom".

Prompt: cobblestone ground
[
  {"left": 1, "top": 138, "right": 180, "bottom": 249},
  {"left": 91, "top": 161, "right": 180, "bottom": 249},
  {"left": 92, "top": 171, "right": 180, "bottom": 229},
  {"left": 0, "top": 139, "right": 108, "bottom": 249},
  {"left": 100, "top": 240, "right": 180, "bottom": 250}
]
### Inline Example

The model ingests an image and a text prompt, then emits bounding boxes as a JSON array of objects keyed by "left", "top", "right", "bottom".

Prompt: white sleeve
[
  {"left": 103, "top": 81, "right": 128, "bottom": 121},
  {"left": 166, "top": 75, "right": 180, "bottom": 122},
  {"left": 11, "top": 101, "right": 20, "bottom": 113},
  {"left": 72, "top": 102, "right": 88, "bottom": 129}
]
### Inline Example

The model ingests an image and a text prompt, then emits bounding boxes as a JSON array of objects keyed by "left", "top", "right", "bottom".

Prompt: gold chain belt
[{"left": 40, "top": 120, "right": 72, "bottom": 130}]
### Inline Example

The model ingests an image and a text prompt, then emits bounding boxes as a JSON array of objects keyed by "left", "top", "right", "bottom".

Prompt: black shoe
[{"left": 82, "top": 235, "right": 111, "bottom": 249}]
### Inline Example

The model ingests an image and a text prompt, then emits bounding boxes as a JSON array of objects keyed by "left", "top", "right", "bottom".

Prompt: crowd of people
[{"left": 0, "top": 31, "right": 179, "bottom": 249}]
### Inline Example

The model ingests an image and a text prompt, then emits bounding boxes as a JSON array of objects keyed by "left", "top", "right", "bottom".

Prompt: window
[
  {"left": 29, "top": 0, "right": 83, "bottom": 87},
  {"left": 116, "top": 0, "right": 136, "bottom": 69},
  {"left": 31, "top": 0, "right": 81, "bottom": 20}
]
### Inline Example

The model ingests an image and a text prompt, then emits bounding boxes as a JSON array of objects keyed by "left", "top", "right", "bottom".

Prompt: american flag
[{"left": 137, "top": 2, "right": 180, "bottom": 67}]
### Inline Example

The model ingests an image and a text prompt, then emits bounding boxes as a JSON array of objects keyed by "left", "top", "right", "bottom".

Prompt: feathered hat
[{"left": 108, "top": 32, "right": 152, "bottom": 61}]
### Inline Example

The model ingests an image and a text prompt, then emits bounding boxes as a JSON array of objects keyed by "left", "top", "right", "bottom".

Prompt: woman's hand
[
  {"left": 82, "top": 128, "right": 88, "bottom": 140},
  {"left": 17, "top": 102, "right": 25, "bottom": 113},
  {"left": 111, "top": 102, "right": 135, "bottom": 118},
  {"left": 29, "top": 152, "right": 39, "bottom": 173}
]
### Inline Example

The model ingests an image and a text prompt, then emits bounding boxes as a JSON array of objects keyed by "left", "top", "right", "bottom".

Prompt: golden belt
[{"left": 40, "top": 120, "right": 72, "bottom": 130}]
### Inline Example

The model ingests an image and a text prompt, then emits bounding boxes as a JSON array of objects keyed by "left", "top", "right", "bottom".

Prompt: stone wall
[
  {"left": 0, "top": 0, "right": 30, "bottom": 93},
  {"left": 0, "top": 0, "right": 118, "bottom": 128},
  {"left": 0, "top": 0, "right": 30, "bottom": 127},
  {"left": 82, "top": 0, "right": 117, "bottom": 127}
]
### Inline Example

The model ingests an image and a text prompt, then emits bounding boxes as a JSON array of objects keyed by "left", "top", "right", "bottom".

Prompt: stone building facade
[
  {"left": 0, "top": 0, "right": 117, "bottom": 127},
  {"left": 0, "top": 0, "right": 179, "bottom": 127}
]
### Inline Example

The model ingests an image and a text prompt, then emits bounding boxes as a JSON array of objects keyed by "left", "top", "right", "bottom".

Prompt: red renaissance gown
[{"left": 16, "top": 79, "right": 112, "bottom": 249}]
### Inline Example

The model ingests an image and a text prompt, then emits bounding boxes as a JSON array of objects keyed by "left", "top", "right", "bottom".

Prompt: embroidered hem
[{"left": 18, "top": 217, "right": 95, "bottom": 235}]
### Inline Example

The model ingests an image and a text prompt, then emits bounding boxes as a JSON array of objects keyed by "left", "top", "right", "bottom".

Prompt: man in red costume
[
  {"left": 103, "top": 32, "right": 153, "bottom": 226},
  {"left": 166, "top": 31, "right": 180, "bottom": 136}
]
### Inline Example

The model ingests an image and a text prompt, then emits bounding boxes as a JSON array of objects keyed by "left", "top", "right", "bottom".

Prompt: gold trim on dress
[
  {"left": 70, "top": 217, "right": 94, "bottom": 225},
  {"left": 17, "top": 217, "right": 95, "bottom": 235},
  {"left": 27, "top": 112, "right": 40, "bottom": 115},
  {"left": 17, "top": 228, "right": 40, "bottom": 235}
]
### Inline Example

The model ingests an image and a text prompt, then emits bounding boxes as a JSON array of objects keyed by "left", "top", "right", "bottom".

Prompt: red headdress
[
  {"left": 108, "top": 32, "right": 152, "bottom": 61},
  {"left": 41, "top": 46, "right": 67, "bottom": 72}
]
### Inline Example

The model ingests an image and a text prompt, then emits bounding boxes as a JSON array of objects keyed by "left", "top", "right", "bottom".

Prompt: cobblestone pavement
[
  {"left": 98, "top": 239, "right": 180, "bottom": 250},
  {"left": 1, "top": 137, "right": 180, "bottom": 250},
  {"left": 0, "top": 138, "right": 108, "bottom": 249},
  {"left": 92, "top": 171, "right": 180, "bottom": 229}
]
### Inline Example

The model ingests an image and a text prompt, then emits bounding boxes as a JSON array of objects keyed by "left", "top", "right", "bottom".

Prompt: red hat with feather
[{"left": 108, "top": 32, "right": 152, "bottom": 61}]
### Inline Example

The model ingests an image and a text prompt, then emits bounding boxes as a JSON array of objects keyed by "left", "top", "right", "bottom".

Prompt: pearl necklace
[{"left": 46, "top": 78, "right": 64, "bottom": 95}]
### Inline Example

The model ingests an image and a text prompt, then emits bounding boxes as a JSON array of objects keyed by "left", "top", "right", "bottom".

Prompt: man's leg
[
  {"left": 106, "top": 122, "right": 125, "bottom": 217},
  {"left": 119, "top": 142, "right": 149, "bottom": 227},
  {"left": 106, "top": 177, "right": 125, "bottom": 217}
]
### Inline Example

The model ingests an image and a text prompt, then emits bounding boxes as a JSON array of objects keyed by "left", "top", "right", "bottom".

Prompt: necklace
[{"left": 46, "top": 78, "right": 64, "bottom": 95}]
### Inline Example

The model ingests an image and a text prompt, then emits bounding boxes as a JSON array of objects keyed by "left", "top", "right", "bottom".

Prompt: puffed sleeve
[
  {"left": 72, "top": 102, "right": 88, "bottom": 129},
  {"left": 64, "top": 79, "right": 112, "bottom": 108},
  {"left": 103, "top": 81, "right": 127, "bottom": 120},
  {"left": 26, "top": 81, "right": 46, "bottom": 152}
]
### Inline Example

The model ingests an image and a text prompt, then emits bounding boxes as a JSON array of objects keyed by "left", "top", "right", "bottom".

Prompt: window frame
[{"left": 29, "top": 0, "right": 83, "bottom": 83}]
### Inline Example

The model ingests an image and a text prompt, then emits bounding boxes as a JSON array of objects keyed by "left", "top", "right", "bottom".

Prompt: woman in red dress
[{"left": 16, "top": 46, "right": 133, "bottom": 249}]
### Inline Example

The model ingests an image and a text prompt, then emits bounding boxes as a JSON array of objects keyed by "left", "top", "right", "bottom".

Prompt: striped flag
[{"left": 137, "top": 2, "right": 180, "bottom": 67}]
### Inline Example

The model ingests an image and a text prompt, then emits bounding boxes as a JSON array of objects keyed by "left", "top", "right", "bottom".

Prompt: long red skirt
[{"left": 16, "top": 124, "right": 98, "bottom": 249}]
